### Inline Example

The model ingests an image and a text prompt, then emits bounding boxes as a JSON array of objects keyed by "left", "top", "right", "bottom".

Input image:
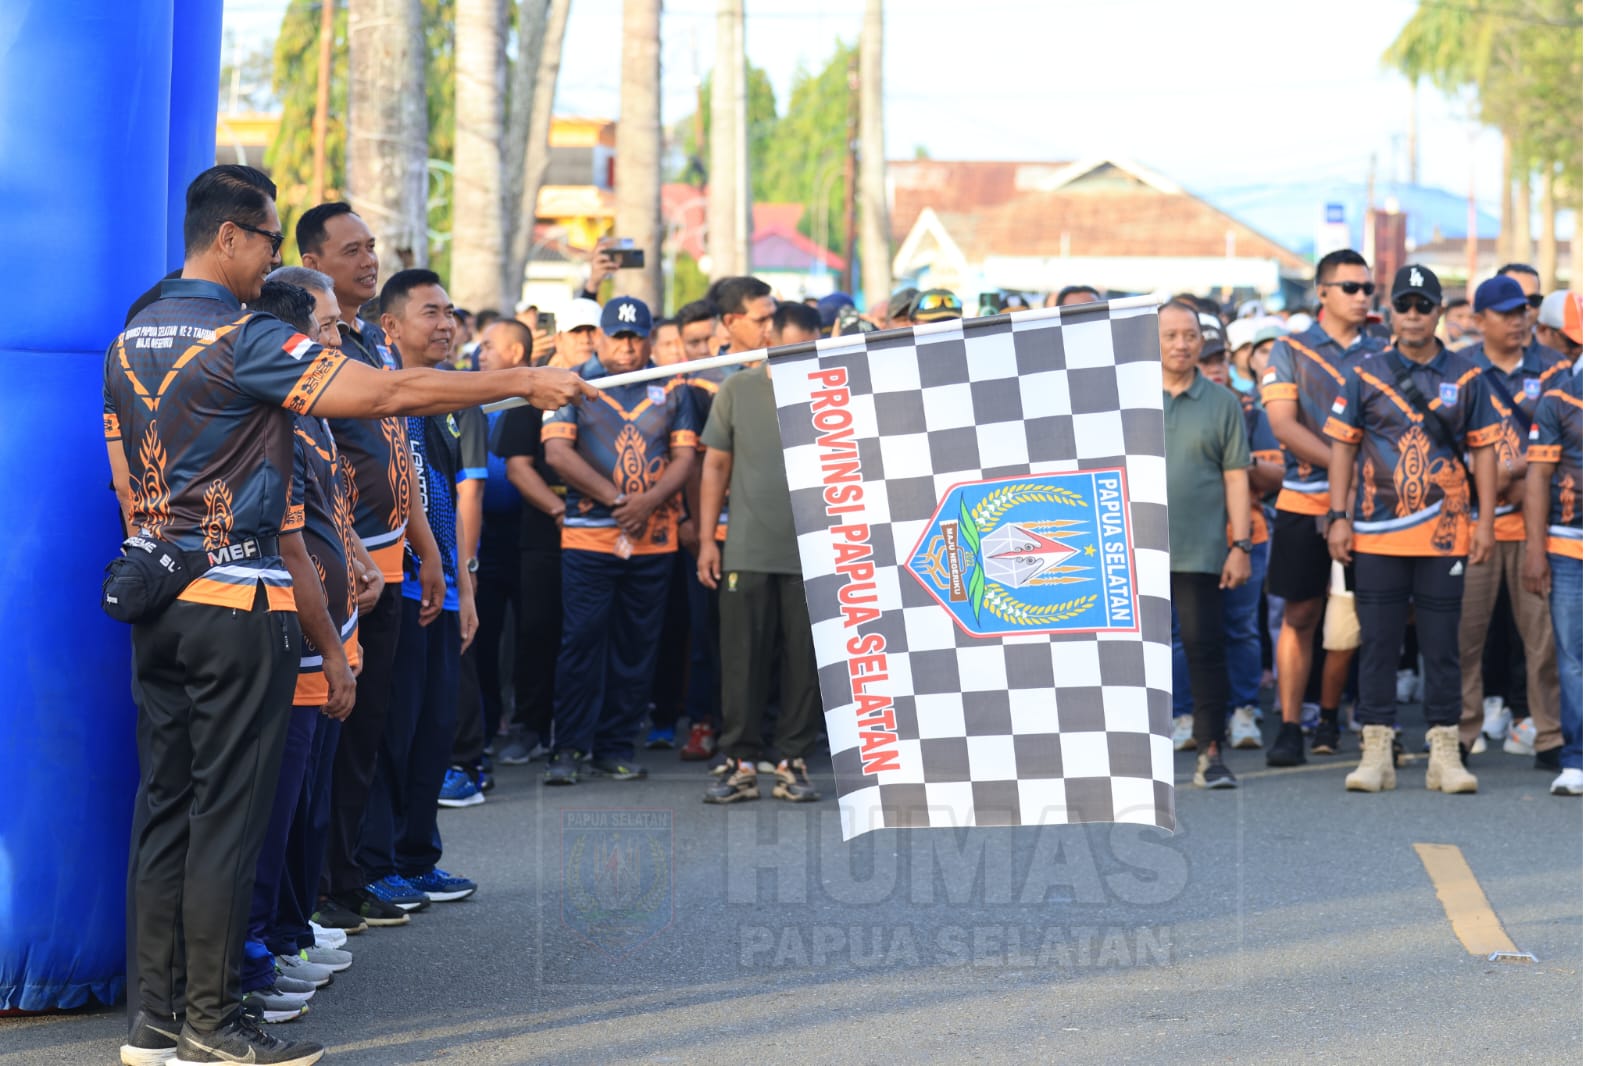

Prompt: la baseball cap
[
  {"left": 1473, "top": 274, "right": 1529, "bottom": 314},
  {"left": 1392, "top": 264, "right": 1443, "bottom": 303},
  {"left": 556, "top": 298, "right": 602, "bottom": 333},
  {"left": 600, "top": 295, "right": 653, "bottom": 337}
]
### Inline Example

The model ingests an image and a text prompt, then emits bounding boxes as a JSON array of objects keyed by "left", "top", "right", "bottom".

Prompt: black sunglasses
[
  {"left": 1393, "top": 296, "right": 1436, "bottom": 315},
  {"left": 231, "top": 219, "right": 285, "bottom": 255},
  {"left": 1324, "top": 281, "right": 1376, "bottom": 296},
  {"left": 1527, "top": 293, "right": 1545, "bottom": 310}
]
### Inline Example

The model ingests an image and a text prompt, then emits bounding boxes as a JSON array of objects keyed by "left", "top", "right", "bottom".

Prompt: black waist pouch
[{"left": 102, "top": 535, "right": 191, "bottom": 623}]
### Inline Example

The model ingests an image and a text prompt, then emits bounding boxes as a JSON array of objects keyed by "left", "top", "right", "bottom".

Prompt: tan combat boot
[
  {"left": 1345, "top": 724, "right": 1397, "bottom": 792},
  {"left": 1425, "top": 725, "right": 1478, "bottom": 793}
]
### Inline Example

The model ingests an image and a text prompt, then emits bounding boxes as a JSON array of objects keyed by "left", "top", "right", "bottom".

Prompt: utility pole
[
  {"left": 1406, "top": 78, "right": 1419, "bottom": 186},
  {"left": 842, "top": 51, "right": 859, "bottom": 296},
  {"left": 311, "top": 0, "right": 334, "bottom": 203},
  {"left": 856, "top": 0, "right": 891, "bottom": 305}
]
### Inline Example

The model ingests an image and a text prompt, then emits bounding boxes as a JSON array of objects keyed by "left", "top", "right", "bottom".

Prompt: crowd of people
[{"left": 103, "top": 163, "right": 1583, "bottom": 1066}]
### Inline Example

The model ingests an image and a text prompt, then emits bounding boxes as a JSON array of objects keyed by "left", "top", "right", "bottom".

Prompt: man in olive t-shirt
[{"left": 696, "top": 303, "right": 825, "bottom": 803}]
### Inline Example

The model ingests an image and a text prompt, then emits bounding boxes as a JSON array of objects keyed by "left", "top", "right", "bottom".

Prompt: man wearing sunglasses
[
  {"left": 1259, "top": 249, "right": 1387, "bottom": 766},
  {"left": 1325, "top": 264, "right": 1500, "bottom": 794},
  {"left": 910, "top": 288, "right": 963, "bottom": 324},
  {"left": 1497, "top": 262, "right": 1543, "bottom": 309},
  {"left": 1453, "top": 273, "right": 1572, "bottom": 767}
]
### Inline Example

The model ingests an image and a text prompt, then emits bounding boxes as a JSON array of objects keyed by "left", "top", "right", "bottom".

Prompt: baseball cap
[
  {"left": 599, "top": 295, "right": 653, "bottom": 337},
  {"left": 1226, "top": 317, "right": 1264, "bottom": 353},
  {"left": 1392, "top": 264, "right": 1443, "bottom": 303},
  {"left": 1197, "top": 311, "right": 1227, "bottom": 359},
  {"left": 909, "top": 288, "right": 963, "bottom": 324},
  {"left": 817, "top": 292, "right": 856, "bottom": 329},
  {"left": 556, "top": 298, "right": 602, "bottom": 333},
  {"left": 1538, "top": 289, "right": 1583, "bottom": 345},
  {"left": 1000, "top": 293, "right": 1031, "bottom": 312},
  {"left": 1287, "top": 311, "right": 1313, "bottom": 333},
  {"left": 887, "top": 287, "right": 919, "bottom": 320},
  {"left": 1473, "top": 274, "right": 1529, "bottom": 314},
  {"left": 1254, "top": 321, "right": 1289, "bottom": 347}
]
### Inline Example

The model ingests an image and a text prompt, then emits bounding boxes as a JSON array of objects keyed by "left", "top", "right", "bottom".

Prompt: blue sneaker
[
  {"left": 438, "top": 767, "right": 485, "bottom": 808},
  {"left": 645, "top": 727, "right": 675, "bottom": 750},
  {"left": 407, "top": 867, "right": 478, "bottom": 902},
  {"left": 366, "top": 875, "right": 431, "bottom": 912}
]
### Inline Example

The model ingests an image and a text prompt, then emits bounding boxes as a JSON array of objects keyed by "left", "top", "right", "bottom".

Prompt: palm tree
[
  {"left": 348, "top": 0, "right": 429, "bottom": 275},
  {"left": 504, "top": 0, "right": 572, "bottom": 309},
  {"left": 614, "top": 0, "right": 663, "bottom": 310},
  {"left": 453, "top": 0, "right": 508, "bottom": 314}
]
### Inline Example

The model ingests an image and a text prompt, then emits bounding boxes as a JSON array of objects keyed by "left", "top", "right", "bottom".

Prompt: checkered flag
[{"left": 768, "top": 301, "right": 1174, "bottom": 839}]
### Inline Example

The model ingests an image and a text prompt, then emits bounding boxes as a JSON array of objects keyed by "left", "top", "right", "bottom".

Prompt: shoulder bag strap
[{"left": 1384, "top": 349, "right": 1478, "bottom": 507}]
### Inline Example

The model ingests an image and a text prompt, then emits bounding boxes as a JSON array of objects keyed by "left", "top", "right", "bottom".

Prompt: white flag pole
[{"left": 483, "top": 294, "right": 1168, "bottom": 413}]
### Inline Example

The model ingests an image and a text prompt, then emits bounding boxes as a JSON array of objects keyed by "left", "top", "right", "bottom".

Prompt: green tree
[
  {"left": 758, "top": 41, "right": 856, "bottom": 259},
  {"left": 1384, "top": 0, "right": 1581, "bottom": 271},
  {"left": 672, "top": 61, "right": 778, "bottom": 188}
]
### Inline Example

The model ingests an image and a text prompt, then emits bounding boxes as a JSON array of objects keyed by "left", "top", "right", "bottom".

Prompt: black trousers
[
  {"left": 512, "top": 546, "right": 562, "bottom": 743},
  {"left": 128, "top": 592, "right": 299, "bottom": 1031},
  {"left": 452, "top": 625, "right": 486, "bottom": 771},
  {"left": 472, "top": 531, "right": 519, "bottom": 740},
  {"left": 650, "top": 549, "right": 693, "bottom": 728},
  {"left": 1171, "top": 572, "right": 1228, "bottom": 751},
  {"left": 1353, "top": 552, "right": 1465, "bottom": 727},
  {"left": 322, "top": 582, "right": 403, "bottom": 899},
  {"left": 718, "top": 571, "right": 821, "bottom": 762}
]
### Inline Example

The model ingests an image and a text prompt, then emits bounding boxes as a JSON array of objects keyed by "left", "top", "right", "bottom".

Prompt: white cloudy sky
[{"left": 223, "top": 0, "right": 1513, "bottom": 198}]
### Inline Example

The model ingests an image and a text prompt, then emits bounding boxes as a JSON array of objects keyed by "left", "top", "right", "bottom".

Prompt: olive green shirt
[
  {"left": 700, "top": 367, "right": 802, "bottom": 575},
  {"left": 1163, "top": 372, "right": 1250, "bottom": 574}
]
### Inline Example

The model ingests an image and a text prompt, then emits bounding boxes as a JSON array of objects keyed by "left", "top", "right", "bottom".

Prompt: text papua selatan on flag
[{"left": 768, "top": 300, "right": 1175, "bottom": 839}]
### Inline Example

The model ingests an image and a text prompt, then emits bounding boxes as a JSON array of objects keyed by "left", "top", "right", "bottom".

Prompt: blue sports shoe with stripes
[
  {"left": 438, "top": 766, "right": 486, "bottom": 808},
  {"left": 408, "top": 867, "right": 477, "bottom": 902},
  {"left": 366, "top": 875, "right": 431, "bottom": 912}
]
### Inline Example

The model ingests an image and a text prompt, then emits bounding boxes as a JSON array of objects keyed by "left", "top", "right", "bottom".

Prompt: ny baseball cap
[
  {"left": 600, "top": 296, "right": 653, "bottom": 337},
  {"left": 1538, "top": 289, "right": 1583, "bottom": 345},
  {"left": 1392, "top": 264, "right": 1443, "bottom": 303},
  {"left": 1197, "top": 311, "right": 1227, "bottom": 359},
  {"left": 556, "top": 298, "right": 602, "bottom": 333},
  {"left": 1474, "top": 274, "right": 1529, "bottom": 314}
]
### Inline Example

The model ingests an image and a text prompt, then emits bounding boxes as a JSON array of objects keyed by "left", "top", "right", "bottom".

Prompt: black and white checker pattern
[{"left": 768, "top": 302, "right": 1174, "bottom": 839}]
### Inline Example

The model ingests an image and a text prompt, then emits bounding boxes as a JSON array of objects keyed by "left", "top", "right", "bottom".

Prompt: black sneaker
[
  {"left": 704, "top": 759, "right": 760, "bottom": 804},
  {"left": 1266, "top": 720, "right": 1306, "bottom": 766},
  {"left": 1194, "top": 752, "right": 1238, "bottom": 789},
  {"left": 309, "top": 896, "right": 367, "bottom": 935},
  {"left": 121, "top": 1008, "right": 182, "bottom": 1066},
  {"left": 588, "top": 755, "right": 648, "bottom": 780},
  {"left": 1310, "top": 717, "right": 1341, "bottom": 755},
  {"left": 170, "top": 1015, "right": 323, "bottom": 1065},
  {"left": 331, "top": 889, "right": 408, "bottom": 927},
  {"left": 544, "top": 749, "right": 581, "bottom": 785},
  {"left": 1534, "top": 747, "right": 1563, "bottom": 772},
  {"left": 772, "top": 758, "right": 820, "bottom": 802}
]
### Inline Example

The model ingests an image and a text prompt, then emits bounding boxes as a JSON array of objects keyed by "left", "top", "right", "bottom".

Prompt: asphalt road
[{"left": 3, "top": 702, "right": 1581, "bottom": 1066}]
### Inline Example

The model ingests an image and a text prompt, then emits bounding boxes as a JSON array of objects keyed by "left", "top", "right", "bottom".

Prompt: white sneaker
[
  {"left": 1470, "top": 734, "right": 1487, "bottom": 755},
  {"left": 1551, "top": 768, "right": 1583, "bottom": 796},
  {"left": 1172, "top": 714, "right": 1196, "bottom": 751},
  {"left": 1482, "top": 696, "right": 1511, "bottom": 741},
  {"left": 1503, "top": 717, "right": 1537, "bottom": 755},
  {"left": 1228, "top": 707, "right": 1263, "bottom": 749},
  {"left": 311, "top": 923, "right": 347, "bottom": 950},
  {"left": 1395, "top": 669, "right": 1420, "bottom": 704}
]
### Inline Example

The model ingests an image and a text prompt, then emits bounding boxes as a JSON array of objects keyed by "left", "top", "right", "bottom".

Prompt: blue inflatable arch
[{"left": 0, "top": 0, "right": 224, "bottom": 1011}]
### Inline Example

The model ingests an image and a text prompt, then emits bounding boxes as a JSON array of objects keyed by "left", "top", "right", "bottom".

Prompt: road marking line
[{"left": 1413, "top": 843, "right": 1520, "bottom": 956}]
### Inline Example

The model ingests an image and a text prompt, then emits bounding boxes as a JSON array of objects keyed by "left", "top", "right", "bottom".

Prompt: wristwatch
[
  {"left": 1230, "top": 538, "right": 1252, "bottom": 554},
  {"left": 1326, "top": 510, "right": 1351, "bottom": 523},
  {"left": 465, "top": 556, "right": 480, "bottom": 575}
]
